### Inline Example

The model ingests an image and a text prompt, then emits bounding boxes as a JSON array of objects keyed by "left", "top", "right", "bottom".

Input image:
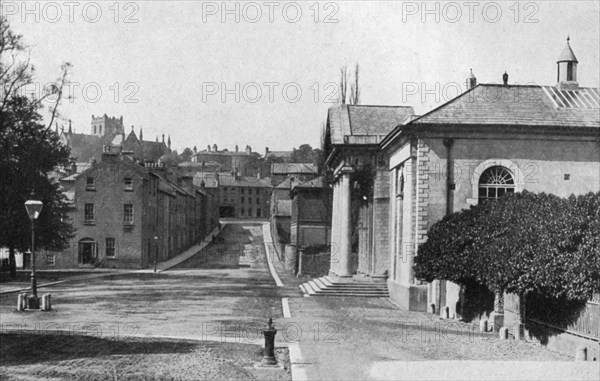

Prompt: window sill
[
  {"left": 85, "top": 188, "right": 96, "bottom": 192},
  {"left": 83, "top": 221, "right": 95, "bottom": 225},
  {"left": 124, "top": 188, "right": 134, "bottom": 192}
]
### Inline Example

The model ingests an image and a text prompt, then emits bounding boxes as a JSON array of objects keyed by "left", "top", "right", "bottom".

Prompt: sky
[{"left": 5, "top": 1, "right": 600, "bottom": 152}]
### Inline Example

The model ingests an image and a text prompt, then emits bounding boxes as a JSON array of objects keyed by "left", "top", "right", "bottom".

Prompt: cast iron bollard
[
  {"left": 41, "top": 294, "right": 52, "bottom": 311},
  {"left": 479, "top": 320, "right": 488, "bottom": 333},
  {"left": 261, "top": 318, "right": 277, "bottom": 366},
  {"left": 499, "top": 327, "right": 509, "bottom": 340},
  {"left": 429, "top": 303, "right": 436, "bottom": 314},
  {"left": 17, "top": 293, "right": 25, "bottom": 311}
]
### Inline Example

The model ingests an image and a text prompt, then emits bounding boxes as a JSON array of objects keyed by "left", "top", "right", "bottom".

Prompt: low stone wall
[
  {"left": 284, "top": 245, "right": 297, "bottom": 273},
  {"left": 297, "top": 250, "right": 330, "bottom": 277},
  {"left": 504, "top": 292, "right": 599, "bottom": 361}
]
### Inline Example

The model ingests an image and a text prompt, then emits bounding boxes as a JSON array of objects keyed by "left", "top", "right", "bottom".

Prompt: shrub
[{"left": 414, "top": 191, "right": 600, "bottom": 301}]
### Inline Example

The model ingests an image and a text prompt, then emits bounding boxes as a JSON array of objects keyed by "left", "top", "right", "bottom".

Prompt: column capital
[{"left": 334, "top": 166, "right": 354, "bottom": 178}]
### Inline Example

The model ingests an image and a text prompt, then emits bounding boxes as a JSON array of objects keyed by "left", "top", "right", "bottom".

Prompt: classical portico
[{"left": 324, "top": 105, "right": 415, "bottom": 279}]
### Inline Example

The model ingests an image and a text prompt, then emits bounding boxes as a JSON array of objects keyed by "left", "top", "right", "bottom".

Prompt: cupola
[{"left": 557, "top": 36, "right": 579, "bottom": 90}]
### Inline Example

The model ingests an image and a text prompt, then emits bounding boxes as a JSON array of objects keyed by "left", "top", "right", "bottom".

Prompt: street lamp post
[
  {"left": 153, "top": 235, "right": 158, "bottom": 273},
  {"left": 24, "top": 194, "right": 43, "bottom": 309}
]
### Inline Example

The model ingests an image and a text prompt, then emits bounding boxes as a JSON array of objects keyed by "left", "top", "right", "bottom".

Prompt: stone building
[
  {"left": 270, "top": 176, "right": 302, "bottom": 245},
  {"left": 323, "top": 105, "right": 415, "bottom": 278},
  {"left": 290, "top": 176, "right": 332, "bottom": 249},
  {"left": 38, "top": 148, "right": 219, "bottom": 269},
  {"left": 194, "top": 172, "right": 272, "bottom": 219},
  {"left": 270, "top": 163, "right": 318, "bottom": 186},
  {"left": 381, "top": 38, "right": 599, "bottom": 313},
  {"left": 313, "top": 39, "right": 599, "bottom": 315},
  {"left": 191, "top": 144, "right": 261, "bottom": 176},
  {"left": 120, "top": 127, "right": 171, "bottom": 163},
  {"left": 59, "top": 115, "right": 170, "bottom": 165}
]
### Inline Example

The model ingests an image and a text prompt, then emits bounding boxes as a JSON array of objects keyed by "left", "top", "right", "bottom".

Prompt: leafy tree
[
  {"left": 0, "top": 17, "right": 73, "bottom": 277},
  {"left": 179, "top": 147, "right": 194, "bottom": 162}
]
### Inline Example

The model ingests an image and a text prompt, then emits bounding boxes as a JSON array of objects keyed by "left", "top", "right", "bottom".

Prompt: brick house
[{"left": 38, "top": 148, "right": 219, "bottom": 269}]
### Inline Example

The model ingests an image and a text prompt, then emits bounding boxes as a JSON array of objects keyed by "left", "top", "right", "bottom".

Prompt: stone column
[
  {"left": 338, "top": 170, "right": 353, "bottom": 277},
  {"left": 401, "top": 158, "right": 415, "bottom": 285},
  {"left": 330, "top": 180, "right": 339, "bottom": 275}
]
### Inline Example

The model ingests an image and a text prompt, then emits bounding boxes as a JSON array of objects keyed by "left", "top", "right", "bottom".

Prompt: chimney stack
[
  {"left": 265, "top": 147, "right": 269, "bottom": 157},
  {"left": 503, "top": 71, "right": 509, "bottom": 86},
  {"left": 466, "top": 69, "right": 477, "bottom": 90},
  {"left": 213, "top": 144, "right": 218, "bottom": 152},
  {"left": 207, "top": 145, "right": 211, "bottom": 152}
]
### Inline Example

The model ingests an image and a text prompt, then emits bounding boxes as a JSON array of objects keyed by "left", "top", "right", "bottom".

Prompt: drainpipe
[
  {"left": 440, "top": 138, "right": 455, "bottom": 315},
  {"left": 443, "top": 138, "right": 455, "bottom": 215}
]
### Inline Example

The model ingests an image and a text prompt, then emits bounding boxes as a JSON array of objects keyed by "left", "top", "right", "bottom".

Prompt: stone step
[
  {"left": 323, "top": 284, "right": 388, "bottom": 289},
  {"left": 312, "top": 278, "right": 328, "bottom": 289},
  {"left": 324, "top": 275, "right": 387, "bottom": 285},
  {"left": 299, "top": 284, "right": 307, "bottom": 295},
  {"left": 312, "top": 293, "right": 390, "bottom": 297},
  {"left": 302, "top": 282, "right": 317, "bottom": 295},
  {"left": 315, "top": 290, "right": 389, "bottom": 295},
  {"left": 308, "top": 280, "right": 323, "bottom": 292},
  {"left": 299, "top": 276, "right": 390, "bottom": 298}
]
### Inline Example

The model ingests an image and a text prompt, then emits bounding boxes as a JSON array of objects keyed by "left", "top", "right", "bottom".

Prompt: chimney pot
[{"left": 503, "top": 71, "right": 509, "bottom": 86}]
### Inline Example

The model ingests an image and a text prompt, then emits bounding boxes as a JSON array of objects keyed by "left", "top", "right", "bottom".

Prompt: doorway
[{"left": 78, "top": 239, "right": 97, "bottom": 265}]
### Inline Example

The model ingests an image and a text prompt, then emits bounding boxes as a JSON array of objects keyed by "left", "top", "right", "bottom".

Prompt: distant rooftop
[{"left": 271, "top": 163, "right": 318, "bottom": 175}]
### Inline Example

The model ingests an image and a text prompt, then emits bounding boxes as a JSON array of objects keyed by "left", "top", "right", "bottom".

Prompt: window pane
[
  {"left": 84, "top": 203, "right": 94, "bottom": 221},
  {"left": 106, "top": 238, "right": 116, "bottom": 257},
  {"left": 124, "top": 204, "right": 133, "bottom": 223},
  {"left": 478, "top": 187, "right": 486, "bottom": 199}
]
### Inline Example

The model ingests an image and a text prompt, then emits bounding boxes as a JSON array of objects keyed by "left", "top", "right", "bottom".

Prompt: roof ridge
[{"left": 409, "top": 85, "right": 481, "bottom": 124}]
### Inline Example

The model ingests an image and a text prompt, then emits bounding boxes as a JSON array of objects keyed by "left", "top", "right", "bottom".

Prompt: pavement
[{"left": 1, "top": 220, "right": 598, "bottom": 381}]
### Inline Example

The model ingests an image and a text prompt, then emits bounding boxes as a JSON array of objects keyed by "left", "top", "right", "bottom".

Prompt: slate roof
[
  {"left": 275, "top": 176, "right": 302, "bottom": 190},
  {"left": 122, "top": 138, "right": 169, "bottom": 162},
  {"left": 293, "top": 176, "right": 326, "bottom": 190},
  {"left": 61, "top": 133, "right": 106, "bottom": 162},
  {"left": 411, "top": 84, "right": 599, "bottom": 128},
  {"left": 271, "top": 163, "right": 318, "bottom": 175},
  {"left": 193, "top": 172, "right": 272, "bottom": 188},
  {"left": 327, "top": 105, "right": 415, "bottom": 145}
]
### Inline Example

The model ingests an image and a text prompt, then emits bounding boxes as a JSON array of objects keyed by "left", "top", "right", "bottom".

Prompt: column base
[{"left": 388, "top": 280, "right": 428, "bottom": 312}]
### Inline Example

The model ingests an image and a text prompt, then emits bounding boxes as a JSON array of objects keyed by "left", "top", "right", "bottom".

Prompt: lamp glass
[{"left": 25, "top": 200, "right": 43, "bottom": 220}]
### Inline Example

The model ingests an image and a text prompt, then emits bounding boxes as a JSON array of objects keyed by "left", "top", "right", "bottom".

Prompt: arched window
[{"left": 478, "top": 166, "right": 515, "bottom": 200}]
